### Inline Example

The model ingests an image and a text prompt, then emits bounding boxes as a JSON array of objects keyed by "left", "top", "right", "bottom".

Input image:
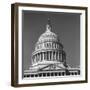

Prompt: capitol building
[{"left": 24, "top": 18, "right": 80, "bottom": 78}]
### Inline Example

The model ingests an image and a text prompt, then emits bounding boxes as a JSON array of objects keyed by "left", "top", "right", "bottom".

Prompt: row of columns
[
  {"left": 32, "top": 51, "right": 65, "bottom": 64},
  {"left": 44, "top": 42, "right": 60, "bottom": 49},
  {"left": 36, "top": 42, "right": 62, "bottom": 51}
]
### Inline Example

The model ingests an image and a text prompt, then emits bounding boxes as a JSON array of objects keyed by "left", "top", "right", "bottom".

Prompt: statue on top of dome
[{"left": 46, "top": 18, "right": 52, "bottom": 32}]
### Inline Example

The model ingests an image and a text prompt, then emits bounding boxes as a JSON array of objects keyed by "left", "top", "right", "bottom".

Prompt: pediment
[{"left": 38, "top": 63, "right": 66, "bottom": 71}]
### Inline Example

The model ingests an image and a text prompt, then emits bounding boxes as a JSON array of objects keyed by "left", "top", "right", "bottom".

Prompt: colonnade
[
  {"left": 32, "top": 51, "right": 64, "bottom": 64},
  {"left": 36, "top": 42, "right": 62, "bottom": 51}
]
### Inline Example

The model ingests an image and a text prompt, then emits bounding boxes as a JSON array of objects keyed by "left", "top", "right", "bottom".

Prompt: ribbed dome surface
[
  {"left": 37, "top": 23, "right": 59, "bottom": 44},
  {"left": 33, "top": 19, "right": 63, "bottom": 52}
]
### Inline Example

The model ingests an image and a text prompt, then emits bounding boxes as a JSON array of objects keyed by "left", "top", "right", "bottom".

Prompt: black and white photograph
[
  {"left": 11, "top": 3, "right": 87, "bottom": 87},
  {"left": 23, "top": 11, "right": 80, "bottom": 78}
]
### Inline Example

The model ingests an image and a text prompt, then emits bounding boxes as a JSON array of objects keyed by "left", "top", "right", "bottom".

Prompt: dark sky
[{"left": 22, "top": 10, "right": 80, "bottom": 70}]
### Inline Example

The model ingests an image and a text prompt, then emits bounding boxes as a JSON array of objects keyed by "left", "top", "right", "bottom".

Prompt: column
[
  {"left": 50, "top": 51, "right": 51, "bottom": 60},
  {"left": 58, "top": 52, "right": 59, "bottom": 61},
  {"left": 55, "top": 51, "right": 56, "bottom": 60},
  {"left": 56, "top": 52, "right": 57, "bottom": 60},
  {"left": 45, "top": 52, "right": 46, "bottom": 60},
  {"left": 53, "top": 52, "right": 55, "bottom": 60},
  {"left": 59, "top": 52, "right": 60, "bottom": 61},
  {"left": 36, "top": 54, "right": 38, "bottom": 62},
  {"left": 42, "top": 52, "right": 44, "bottom": 60},
  {"left": 52, "top": 51, "right": 53, "bottom": 60},
  {"left": 56, "top": 51, "right": 57, "bottom": 60},
  {"left": 54, "top": 51, "right": 55, "bottom": 60},
  {"left": 48, "top": 51, "right": 50, "bottom": 60},
  {"left": 41, "top": 52, "right": 42, "bottom": 61},
  {"left": 49, "top": 51, "right": 51, "bottom": 60},
  {"left": 39, "top": 53, "right": 41, "bottom": 61},
  {"left": 44, "top": 52, "right": 45, "bottom": 60},
  {"left": 47, "top": 51, "right": 48, "bottom": 60},
  {"left": 38, "top": 53, "right": 39, "bottom": 62},
  {"left": 39, "top": 53, "right": 40, "bottom": 61},
  {"left": 48, "top": 51, "right": 49, "bottom": 60},
  {"left": 61, "top": 52, "right": 62, "bottom": 62},
  {"left": 57, "top": 52, "right": 58, "bottom": 60},
  {"left": 37, "top": 54, "right": 38, "bottom": 62},
  {"left": 36, "top": 54, "right": 37, "bottom": 63},
  {"left": 46, "top": 52, "right": 48, "bottom": 60},
  {"left": 56, "top": 44, "right": 57, "bottom": 49},
  {"left": 45, "top": 52, "right": 47, "bottom": 60},
  {"left": 43, "top": 52, "right": 45, "bottom": 60}
]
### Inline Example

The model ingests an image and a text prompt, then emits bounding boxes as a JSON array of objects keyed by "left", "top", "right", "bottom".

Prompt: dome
[
  {"left": 38, "top": 28, "right": 59, "bottom": 43},
  {"left": 37, "top": 21, "right": 59, "bottom": 44},
  {"left": 30, "top": 18, "right": 66, "bottom": 71},
  {"left": 33, "top": 18, "right": 63, "bottom": 54}
]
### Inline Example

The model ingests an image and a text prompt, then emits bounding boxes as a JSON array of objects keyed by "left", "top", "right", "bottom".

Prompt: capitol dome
[
  {"left": 30, "top": 18, "right": 66, "bottom": 71},
  {"left": 34, "top": 19, "right": 63, "bottom": 52}
]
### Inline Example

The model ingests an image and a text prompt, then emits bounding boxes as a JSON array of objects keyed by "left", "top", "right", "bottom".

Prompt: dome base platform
[{"left": 24, "top": 69, "right": 80, "bottom": 78}]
